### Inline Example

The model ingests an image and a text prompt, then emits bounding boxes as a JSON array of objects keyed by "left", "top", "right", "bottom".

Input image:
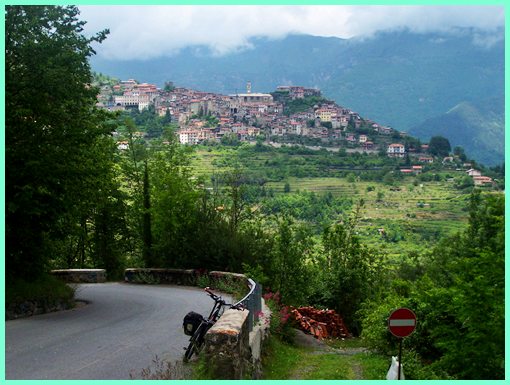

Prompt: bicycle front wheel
[{"left": 183, "top": 323, "right": 207, "bottom": 362}]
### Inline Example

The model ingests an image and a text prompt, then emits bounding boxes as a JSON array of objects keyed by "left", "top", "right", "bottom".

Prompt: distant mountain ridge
[
  {"left": 90, "top": 29, "right": 504, "bottom": 165},
  {"left": 410, "top": 96, "right": 504, "bottom": 166}
]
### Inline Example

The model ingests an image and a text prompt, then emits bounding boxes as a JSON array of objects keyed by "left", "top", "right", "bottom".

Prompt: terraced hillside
[{"left": 190, "top": 145, "right": 475, "bottom": 258}]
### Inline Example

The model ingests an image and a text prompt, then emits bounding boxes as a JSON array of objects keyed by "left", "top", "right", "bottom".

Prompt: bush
[
  {"left": 402, "top": 350, "right": 453, "bottom": 380},
  {"left": 6, "top": 274, "right": 76, "bottom": 314},
  {"left": 359, "top": 294, "right": 407, "bottom": 355},
  {"left": 196, "top": 273, "right": 248, "bottom": 302},
  {"left": 263, "top": 292, "right": 295, "bottom": 343}
]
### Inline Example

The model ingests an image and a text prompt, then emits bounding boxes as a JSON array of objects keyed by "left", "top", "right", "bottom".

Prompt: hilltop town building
[{"left": 387, "top": 143, "right": 406, "bottom": 158}]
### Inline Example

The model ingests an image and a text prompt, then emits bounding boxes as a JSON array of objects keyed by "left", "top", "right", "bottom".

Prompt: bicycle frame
[
  {"left": 183, "top": 287, "right": 237, "bottom": 362},
  {"left": 206, "top": 294, "right": 226, "bottom": 322}
]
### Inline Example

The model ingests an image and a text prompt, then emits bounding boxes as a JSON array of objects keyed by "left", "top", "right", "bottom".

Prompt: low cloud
[{"left": 79, "top": 5, "right": 504, "bottom": 61}]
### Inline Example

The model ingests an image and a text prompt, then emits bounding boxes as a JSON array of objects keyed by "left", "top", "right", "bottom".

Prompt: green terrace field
[
  {"left": 268, "top": 177, "right": 469, "bottom": 257},
  {"left": 190, "top": 145, "right": 472, "bottom": 258},
  {"left": 191, "top": 145, "right": 392, "bottom": 179},
  {"left": 190, "top": 147, "right": 233, "bottom": 177}
]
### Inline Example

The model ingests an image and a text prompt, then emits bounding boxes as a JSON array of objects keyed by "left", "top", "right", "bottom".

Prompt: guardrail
[{"left": 233, "top": 278, "right": 262, "bottom": 333}]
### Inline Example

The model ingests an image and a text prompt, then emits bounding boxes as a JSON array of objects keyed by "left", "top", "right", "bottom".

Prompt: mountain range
[{"left": 90, "top": 29, "right": 504, "bottom": 165}]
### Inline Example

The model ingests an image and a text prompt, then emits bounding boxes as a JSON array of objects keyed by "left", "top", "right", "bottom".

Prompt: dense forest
[{"left": 5, "top": 6, "right": 504, "bottom": 380}]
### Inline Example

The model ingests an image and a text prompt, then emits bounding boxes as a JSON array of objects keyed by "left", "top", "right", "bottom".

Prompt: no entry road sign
[{"left": 388, "top": 308, "right": 417, "bottom": 338}]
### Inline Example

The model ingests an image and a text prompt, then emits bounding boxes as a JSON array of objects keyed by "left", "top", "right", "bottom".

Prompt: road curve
[{"left": 5, "top": 282, "right": 224, "bottom": 379}]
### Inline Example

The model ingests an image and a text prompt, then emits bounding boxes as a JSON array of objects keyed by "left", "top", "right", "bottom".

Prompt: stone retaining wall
[
  {"left": 124, "top": 268, "right": 196, "bottom": 285},
  {"left": 203, "top": 301, "right": 271, "bottom": 379},
  {"left": 50, "top": 269, "right": 106, "bottom": 283},
  {"left": 124, "top": 268, "right": 249, "bottom": 287},
  {"left": 204, "top": 309, "right": 251, "bottom": 379},
  {"left": 6, "top": 298, "right": 74, "bottom": 320}
]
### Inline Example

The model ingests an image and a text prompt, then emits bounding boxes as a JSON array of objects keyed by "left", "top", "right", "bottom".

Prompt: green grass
[
  {"left": 262, "top": 335, "right": 390, "bottom": 380},
  {"left": 357, "top": 352, "right": 391, "bottom": 380},
  {"left": 300, "top": 353, "right": 356, "bottom": 380},
  {"left": 190, "top": 147, "right": 238, "bottom": 177},
  {"left": 297, "top": 352, "right": 388, "bottom": 380},
  {"left": 262, "top": 336, "right": 304, "bottom": 379}
]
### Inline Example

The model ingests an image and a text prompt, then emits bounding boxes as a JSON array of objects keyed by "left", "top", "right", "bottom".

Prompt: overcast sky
[{"left": 79, "top": 5, "right": 505, "bottom": 61}]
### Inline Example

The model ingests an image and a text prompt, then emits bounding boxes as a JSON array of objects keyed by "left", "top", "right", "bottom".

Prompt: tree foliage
[
  {"left": 428, "top": 136, "right": 452, "bottom": 157},
  {"left": 316, "top": 203, "right": 385, "bottom": 335},
  {"left": 269, "top": 216, "right": 312, "bottom": 306},
  {"left": 5, "top": 5, "right": 118, "bottom": 280},
  {"left": 361, "top": 192, "right": 504, "bottom": 379},
  {"left": 424, "top": 192, "right": 504, "bottom": 379}
]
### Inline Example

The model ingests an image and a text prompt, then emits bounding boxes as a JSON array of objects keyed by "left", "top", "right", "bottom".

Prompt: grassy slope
[
  {"left": 191, "top": 146, "right": 470, "bottom": 258},
  {"left": 291, "top": 177, "right": 468, "bottom": 256},
  {"left": 262, "top": 336, "right": 388, "bottom": 380}
]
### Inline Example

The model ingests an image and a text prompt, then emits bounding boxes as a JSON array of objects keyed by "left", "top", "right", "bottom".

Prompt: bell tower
[{"left": 246, "top": 81, "right": 252, "bottom": 94}]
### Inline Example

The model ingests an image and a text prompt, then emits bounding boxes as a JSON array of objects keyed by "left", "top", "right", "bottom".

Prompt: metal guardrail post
[
  {"left": 247, "top": 295, "right": 254, "bottom": 331},
  {"left": 233, "top": 278, "right": 260, "bottom": 333},
  {"left": 254, "top": 283, "right": 262, "bottom": 323}
]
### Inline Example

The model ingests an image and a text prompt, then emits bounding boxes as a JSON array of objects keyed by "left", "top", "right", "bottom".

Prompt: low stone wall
[
  {"left": 204, "top": 309, "right": 251, "bottom": 379},
  {"left": 203, "top": 299, "right": 271, "bottom": 379},
  {"left": 6, "top": 298, "right": 74, "bottom": 320},
  {"left": 124, "top": 268, "right": 249, "bottom": 288},
  {"left": 124, "top": 268, "right": 197, "bottom": 285},
  {"left": 208, "top": 270, "right": 248, "bottom": 284},
  {"left": 51, "top": 269, "right": 106, "bottom": 283}
]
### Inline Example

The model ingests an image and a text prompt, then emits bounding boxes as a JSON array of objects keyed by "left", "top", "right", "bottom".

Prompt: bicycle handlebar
[{"left": 204, "top": 287, "right": 245, "bottom": 310}]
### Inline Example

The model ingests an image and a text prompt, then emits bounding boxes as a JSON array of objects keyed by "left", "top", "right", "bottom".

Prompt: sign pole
[{"left": 398, "top": 338, "right": 402, "bottom": 380}]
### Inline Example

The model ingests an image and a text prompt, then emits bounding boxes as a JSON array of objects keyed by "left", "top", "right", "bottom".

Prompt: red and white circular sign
[{"left": 388, "top": 308, "right": 417, "bottom": 338}]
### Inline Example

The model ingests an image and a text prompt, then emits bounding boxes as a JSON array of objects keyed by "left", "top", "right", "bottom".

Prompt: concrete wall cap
[
  {"left": 209, "top": 309, "right": 249, "bottom": 335},
  {"left": 209, "top": 271, "right": 247, "bottom": 279},
  {"left": 51, "top": 269, "right": 105, "bottom": 273},
  {"left": 125, "top": 268, "right": 195, "bottom": 274}
]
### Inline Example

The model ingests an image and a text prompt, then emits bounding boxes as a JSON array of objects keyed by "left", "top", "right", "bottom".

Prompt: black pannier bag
[{"left": 183, "top": 311, "right": 204, "bottom": 336}]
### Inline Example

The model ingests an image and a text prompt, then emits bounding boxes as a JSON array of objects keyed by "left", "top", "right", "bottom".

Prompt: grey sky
[{"left": 79, "top": 5, "right": 505, "bottom": 61}]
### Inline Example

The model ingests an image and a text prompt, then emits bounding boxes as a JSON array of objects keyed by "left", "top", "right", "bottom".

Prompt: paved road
[{"left": 5, "top": 283, "right": 223, "bottom": 379}]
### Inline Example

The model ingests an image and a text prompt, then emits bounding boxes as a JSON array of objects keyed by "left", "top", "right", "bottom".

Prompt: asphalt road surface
[{"left": 5, "top": 283, "right": 225, "bottom": 379}]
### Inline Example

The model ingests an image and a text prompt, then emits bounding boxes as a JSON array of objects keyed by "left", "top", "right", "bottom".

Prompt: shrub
[
  {"left": 264, "top": 291, "right": 295, "bottom": 343},
  {"left": 6, "top": 274, "right": 75, "bottom": 307}
]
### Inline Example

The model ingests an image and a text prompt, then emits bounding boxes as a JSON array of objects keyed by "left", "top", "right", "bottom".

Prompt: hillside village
[{"left": 95, "top": 77, "right": 495, "bottom": 187}]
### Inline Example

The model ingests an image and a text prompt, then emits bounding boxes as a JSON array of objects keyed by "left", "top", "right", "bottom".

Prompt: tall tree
[
  {"left": 149, "top": 142, "right": 200, "bottom": 268},
  {"left": 428, "top": 136, "right": 452, "bottom": 157},
  {"left": 142, "top": 160, "right": 154, "bottom": 266},
  {"left": 6, "top": 6, "right": 111, "bottom": 279},
  {"left": 453, "top": 146, "right": 468, "bottom": 162},
  {"left": 270, "top": 216, "right": 311, "bottom": 306},
  {"left": 319, "top": 203, "right": 385, "bottom": 335}
]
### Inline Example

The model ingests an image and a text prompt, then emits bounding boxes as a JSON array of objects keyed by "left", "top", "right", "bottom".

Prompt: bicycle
[{"left": 182, "top": 287, "right": 243, "bottom": 362}]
